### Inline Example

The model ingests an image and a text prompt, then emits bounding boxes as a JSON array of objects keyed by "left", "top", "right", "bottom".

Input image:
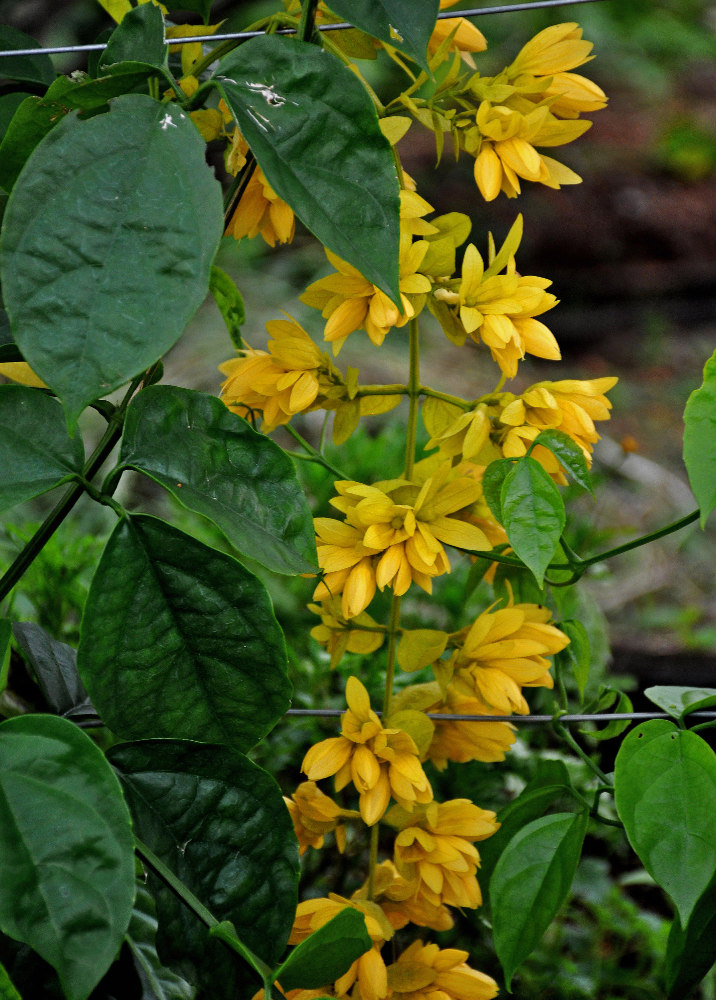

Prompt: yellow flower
[
  {"left": 226, "top": 167, "right": 295, "bottom": 246},
  {"left": 506, "top": 22, "right": 595, "bottom": 78},
  {"left": 388, "top": 799, "right": 499, "bottom": 910},
  {"left": 284, "top": 781, "right": 360, "bottom": 855},
  {"left": 301, "top": 231, "right": 432, "bottom": 355},
  {"left": 301, "top": 677, "right": 432, "bottom": 826},
  {"left": 425, "top": 685, "right": 517, "bottom": 768},
  {"left": 357, "top": 860, "right": 455, "bottom": 933},
  {"left": 450, "top": 603, "right": 569, "bottom": 714},
  {"left": 219, "top": 316, "right": 343, "bottom": 431},
  {"left": 387, "top": 940, "right": 498, "bottom": 1000},
  {"left": 429, "top": 1, "right": 487, "bottom": 68},
  {"left": 309, "top": 596, "right": 385, "bottom": 669}
]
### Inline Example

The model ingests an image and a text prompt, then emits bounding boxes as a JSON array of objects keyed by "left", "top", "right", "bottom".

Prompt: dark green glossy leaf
[
  {"left": 533, "top": 428, "right": 592, "bottom": 493},
  {"left": 490, "top": 810, "right": 588, "bottom": 990},
  {"left": 1, "top": 94, "right": 223, "bottom": 429},
  {"left": 0, "top": 385, "right": 85, "bottom": 511},
  {"left": 12, "top": 622, "right": 93, "bottom": 719},
  {"left": 500, "top": 456, "right": 565, "bottom": 585},
  {"left": 555, "top": 619, "right": 590, "bottom": 702},
  {"left": 324, "top": 0, "right": 438, "bottom": 72},
  {"left": 118, "top": 385, "right": 316, "bottom": 575},
  {"left": 109, "top": 740, "right": 300, "bottom": 973},
  {"left": 0, "top": 714, "right": 135, "bottom": 1000},
  {"left": 100, "top": 3, "right": 167, "bottom": 72},
  {"left": 664, "top": 877, "right": 716, "bottom": 999},
  {"left": 214, "top": 35, "right": 400, "bottom": 303},
  {"left": 645, "top": 685, "right": 716, "bottom": 721},
  {"left": 683, "top": 349, "right": 716, "bottom": 527},
  {"left": 0, "top": 26, "right": 55, "bottom": 88},
  {"left": 63, "top": 71, "right": 163, "bottom": 111},
  {"left": 78, "top": 514, "right": 291, "bottom": 750},
  {"left": 210, "top": 265, "right": 244, "bottom": 350},
  {"left": 127, "top": 883, "right": 195, "bottom": 1000},
  {"left": 0, "top": 78, "right": 78, "bottom": 194},
  {"left": 481, "top": 457, "right": 513, "bottom": 523},
  {"left": 275, "top": 908, "right": 371, "bottom": 991},
  {"left": 614, "top": 721, "right": 716, "bottom": 925}
]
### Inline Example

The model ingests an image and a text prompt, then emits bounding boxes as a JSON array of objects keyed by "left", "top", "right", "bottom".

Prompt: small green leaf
[
  {"left": 118, "top": 385, "right": 317, "bottom": 575},
  {"left": 0, "top": 714, "right": 135, "bottom": 1000},
  {"left": 210, "top": 266, "right": 245, "bottom": 350},
  {"left": 12, "top": 622, "right": 92, "bottom": 718},
  {"left": 0, "top": 961, "right": 21, "bottom": 1000},
  {"left": 99, "top": 3, "right": 167, "bottom": 72},
  {"left": 645, "top": 685, "right": 716, "bottom": 721},
  {"left": 214, "top": 35, "right": 400, "bottom": 303},
  {"left": 481, "top": 458, "right": 513, "bottom": 523},
  {"left": 0, "top": 385, "right": 85, "bottom": 511},
  {"left": 64, "top": 70, "right": 165, "bottom": 111},
  {"left": 615, "top": 721, "right": 716, "bottom": 925},
  {"left": 274, "top": 908, "right": 371, "bottom": 992},
  {"left": 0, "top": 26, "right": 55, "bottom": 87},
  {"left": 555, "top": 619, "right": 590, "bottom": 702},
  {"left": 78, "top": 514, "right": 291, "bottom": 750},
  {"left": 0, "top": 93, "right": 31, "bottom": 141},
  {"left": 0, "top": 78, "right": 79, "bottom": 193},
  {"left": 324, "top": 0, "right": 438, "bottom": 72},
  {"left": 109, "top": 740, "right": 300, "bottom": 974},
  {"left": 683, "top": 349, "right": 716, "bottom": 527},
  {"left": 664, "top": 877, "right": 716, "bottom": 1000},
  {"left": 500, "top": 456, "right": 566, "bottom": 585},
  {"left": 126, "top": 883, "right": 195, "bottom": 1000},
  {"left": 1, "top": 95, "right": 223, "bottom": 429},
  {"left": 533, "top": 429, "right": 592, "bottom": 493},
  {"left": 490, "top": 810, "right": 588, "bottom": 990},
  {"left": 580, "top": 685, "right": 632, "bottom": 741}
]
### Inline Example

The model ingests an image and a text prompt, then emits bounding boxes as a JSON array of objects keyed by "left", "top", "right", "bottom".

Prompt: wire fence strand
[
  {"left": 0, "top": 0, "right": 613, "bottom": 60},
  {"left": 286, "top": 709, "right": 716, "bottom": 724}
]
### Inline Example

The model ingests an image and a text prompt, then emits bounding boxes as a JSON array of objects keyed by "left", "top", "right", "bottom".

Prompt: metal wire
[
  {"left": 287, "top": 709, "right": 716, "bottom": 724},
  {"left": 0, "top": 0, "right": 613, "bottom": 60}
]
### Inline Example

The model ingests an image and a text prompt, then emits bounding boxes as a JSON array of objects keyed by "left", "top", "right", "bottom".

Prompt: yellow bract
[
  {"left": 284, "top": 781, "right": 359, "bottom": 855},
  {"left": 388, "top": 940, "right": 499, "bottom": 1000}
]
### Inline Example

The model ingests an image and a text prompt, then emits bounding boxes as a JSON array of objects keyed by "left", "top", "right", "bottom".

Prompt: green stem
[
  {"left": 187, "top": 15, "right": 277, "bottom": 79},
  {"left": 0, "top": 376, "right": 143, "bottom": 604},
  {"left": 224, "top": 151, "right": 257, "bottom": 225},
  {"left": 319, "top": 33, "right": 386, "bottom": 113},
  {"left": 283, "top": 424, "right": 350, "bottom": 479},
  {"left": 577, "top": 509, "right": 700, "bottom": 568},
  {"left": 553, "top": 720, "right": 611, "bottom": 786},
  {"left": 297, "top": 0, "right": 320, "bottom": 42},
  {"left": 420, "top": 385, "right": 473, "bottom": 409},
  {"left": 403, "top": 318, "right": 421, "bottom": 480}
]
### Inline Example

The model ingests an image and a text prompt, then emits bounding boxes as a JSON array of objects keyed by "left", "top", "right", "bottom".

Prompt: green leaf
[
  {"left": 683, "top": 349, "right": 716, "bottom": 526},
  {"left": 214, "top": 35, "right": 400, "bottom": 303},
  {"left": 0, "top": 26, "right": 55, "bottom": 88},
  {"left": 324, "top": 0, "right": 439, "bottom": 73},
  {"left": 644, "top": 685, "right": 716, "bottom": 721},
  {"left": 109, "top": 740, "right": 300, "bottom": 972},
  {"left": 664, "top": 877, "right": 716, "bottom": 1000},
  {"left": 580, "top": 685, "right": 633, "bottom": 741},
  {"left": 12, "top": 622, "right": 93, "bottom": 718},
  {"left": 0, "top": 961, "right": 21, "bottom": 1000},
  {"left": 78, "top": 514, "right": 291, "bottom": 750},
  {"left": 63, "top": 70, "right": 166, "bottom": 111},
  {"left": 210, "top": 265, "right": 245, "bottom": 349},
  {"left": 614, "top": 720, "right": 716, "bottom": 925},
  {"left": 117, "top": 385, "right": 317, "bottom": 575},
  {"left": 0, "top": 385, "right": 85, "bottom": 511},
  {"left": 0, "top": 714, "right": 135, "bottom": 1000},
  {"left": 162, "top": 0, "right": 213, "bottom": 22},
  {"left": 0, "top": 93, "right": 32, "bottom": 141},
  {"left": 99, "top": 3, "right": 168, "bottom": 72},
  {"left": 500, "top": 456, "right": 566, "bottom": 585},
  {"left": 555, "top": 619, "right": 590, "bottom": 702},
  {"left": 533, "top": 429, "right": 592, "bottom": 493},
  {"left": 126, "top": 883, "right": 195, "bottom": 1000},
  {"left": 0, "top": 78, "right": 80, "bottom": 193},
  {"left": 1, "top": 94, "right": 223, "bottom": 429},
  {"left": 481, "top": 457, "right": 513, "bottom": 523},
  {"left": 274, "top": 908, "right": 371, "bottom": 992},
  {"left": 490, "top": 810, "right": 588, "bottom": 990}
]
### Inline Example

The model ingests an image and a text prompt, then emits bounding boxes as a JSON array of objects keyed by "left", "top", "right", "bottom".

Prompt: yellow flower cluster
[{"left": 284, "top": 781, "right": 360, "bottom": 855}]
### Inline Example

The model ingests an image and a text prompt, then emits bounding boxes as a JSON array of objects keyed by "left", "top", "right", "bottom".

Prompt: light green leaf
[
  {"left": 555, "top": 619, "right": 590, "bottom": 702},
  {"left": 324, "top": 0, "right": 438, "bottom": 72},
  {"left": 614, "top": 721, "right": 716, "bottom": 925},
  {"left": 117, "top": 385, "right": 317, "bottom": 575},
  {"left": 490, "top": 810, "right": 588, "bottom": 989},
  {"left": 214, "top": 35, "right": 400, "bottom": 303},
  {"left": 500, "top": 456, "right": 566, "bottom": 585},
  {"left": 0, "top": 385, "right": 85, "bottom": 511},
  {"left": 481, "top": 457, "right": 513, "bottom": 523},
  {"left": 1, "top": 94, "right": 223, "bottom": 429},
  {"left": 274, "top": 908, "right": 371, "bottom": 992},
  {"left": 683, "top": 349, "right": 716, "bottom": 526},
  {"left": 210, "top": 266, "right": 245, "bottom": 350},
  {"left": 644, "top": 685, "right": 716, "bottom": 721},
  {"left": 109, "top": 740, "right": 300, "bottom": 981},
  {"left": 533, "top": 429, "right": 592, "bottom": 493},
  {"left": 78, "top": 514, "right": 291, "bottom": 751},
  {"left": 0, "top": 714, "right": 135, "bottom": 1000},
  {"left": 0, "top": 961, "right": 21, "bottom": 1000}
]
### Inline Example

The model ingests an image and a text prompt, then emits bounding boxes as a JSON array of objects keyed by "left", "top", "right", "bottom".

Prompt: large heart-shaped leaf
[
  {"left": 0, "top": 714, "right": 135, "bottom": 1000},
  {"left": 118, "top": 385, "right": 317, "bottom": 575},
  {"left": 78, "top": 514, "right": 291, "bottom": 751},
  {"left": 214, "top": 35, "right": 400, "bottom": 303},
  {"left": 1, "top": 94, "right": 223, "bottom": 428}
]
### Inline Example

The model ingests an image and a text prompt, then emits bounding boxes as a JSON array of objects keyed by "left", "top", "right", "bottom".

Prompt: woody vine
[{"left": 0, "top": 2, "right": 715, "bottom": 1000}]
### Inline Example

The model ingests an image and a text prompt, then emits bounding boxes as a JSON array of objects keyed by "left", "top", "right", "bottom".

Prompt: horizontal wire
[
  {"left": 0, "top": 0, "right": 612, "bottom": 60},
  {"left": 286, "top": 708, "right": 716, "bottom": 724}
]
